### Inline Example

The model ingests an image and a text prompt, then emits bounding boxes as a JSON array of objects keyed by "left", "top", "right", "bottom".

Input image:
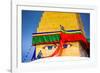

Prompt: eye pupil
[
  {"left": 48, "top": 46, "right": 53, "bottom": 50},
  {"left": 63, "top": 44, "right": 68, "bottom": 48}
]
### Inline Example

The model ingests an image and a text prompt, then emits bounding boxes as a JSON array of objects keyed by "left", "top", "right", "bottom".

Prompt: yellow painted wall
[
  {"left": 37, "top": 12, "right": 82, "bottom": 32},
  {"left": 36, "top": 42, "right": 81, "bottom": 57},
  {"left": 36, "top": 44, "right": 58, "bottom": 57},
  {"left": 61, "top": 42, "right": 81, "bottom": 56},
  {"left": 36, "top": 11, "right": 84, "bottom": 57}
]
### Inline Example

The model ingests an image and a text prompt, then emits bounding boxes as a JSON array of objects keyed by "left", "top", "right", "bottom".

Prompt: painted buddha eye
[
  {"left": 63, "top": 44, "right": 71, "bottom": 48},
  {"left": 44, "top": 45, "right": 57, "bottom": 50}
]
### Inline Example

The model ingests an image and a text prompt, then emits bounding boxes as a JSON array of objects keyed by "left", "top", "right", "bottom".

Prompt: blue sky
[
  {"left": 22, "top": 10, "right": 90, "bottom": 62},
  {"left": 22, "top": 10, "right": 43, "bottom": 62},
  {"left": 80, "top": 13, "right": 90, "bottom": 38}
]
